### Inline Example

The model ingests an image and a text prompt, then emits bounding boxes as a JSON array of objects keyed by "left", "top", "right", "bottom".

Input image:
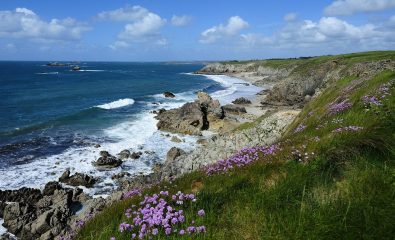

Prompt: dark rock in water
[
  {"left": 43, "top": 181, "right": 62, "bottom": 196},
  {"left": 222, "top": 104, "right": 247, "bottom": 115},
  {"left": 196, "top": 139, "right": 208, "bottom": 145},
  {"left": 111, "top": 172, "right": 131, "bottom": 180},
  {"left": 163, "top": 91, "right": 175, "bottom": 98},
  {"left": 130, "top": 151, "right": 142, "bottom": 159},
  {"left": 232, "top": 97, "right": 252, "bottom": 105},
  {"left": 166, "top": 147, "right": 186, "bottom": 163},
  {"left": 93, "top": 151, "right": 122, "bottom": 168},
  {"left": 59, "top": 170, "right": 97, "bottom": 188},
  {"left": 94, "top": 144, "right": 101, "bottom": 148},
  {"left": 117, "top": 149, "right": 131, "bottom": 160}
]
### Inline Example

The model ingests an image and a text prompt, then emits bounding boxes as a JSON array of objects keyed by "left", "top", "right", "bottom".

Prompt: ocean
[{"left": 0, "top": 61, "right": 262, "bottom": 196}]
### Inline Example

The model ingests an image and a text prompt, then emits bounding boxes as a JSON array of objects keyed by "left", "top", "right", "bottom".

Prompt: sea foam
[{"left": 96, "top": 98, "right": 135, "bottom": 110}]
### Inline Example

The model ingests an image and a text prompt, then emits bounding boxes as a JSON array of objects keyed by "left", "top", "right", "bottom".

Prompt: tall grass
[{"left": 77, "top": 53, "right": 395, "bottom": 240}]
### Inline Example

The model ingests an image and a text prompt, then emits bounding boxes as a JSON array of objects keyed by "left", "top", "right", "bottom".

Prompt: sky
[{"left": 0, "top": 0, "right": 394, "bottom": 61}]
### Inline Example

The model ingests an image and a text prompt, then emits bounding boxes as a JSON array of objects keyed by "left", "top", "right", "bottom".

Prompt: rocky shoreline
[{"left": 6, "top": 58, "right": 392, "bottom": 239}]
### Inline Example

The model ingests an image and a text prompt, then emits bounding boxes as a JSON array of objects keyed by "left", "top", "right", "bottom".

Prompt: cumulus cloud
[
  {"left": 241, "top": 16, "right": 395, "bottom": 51},
  {"left": 200, "top": 16, "right": 249, "bottom": 43},
  {"left": 284, "top": 13, "right": 298, "bottom": 22},
  {"left": 171, "top": 15, "right": 192, "bottom": 26},
  {"left": 0, "top": 8, "right": 89, "bottom": 41},
  {"left": 324, "top": 0, "right": 395, "bottom": 16},
  {"left": 101, "top": 6, "right": 167, "bottom": 50}
]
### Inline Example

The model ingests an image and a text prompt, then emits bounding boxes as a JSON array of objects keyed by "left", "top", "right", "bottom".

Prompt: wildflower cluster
[
  {"left": 206, "top": 144, "right": 278, "bottom": 175},
  {"left": 293, "top": 124, "right": 306, "bottom": 134},
  {"left": 327, "top": 98, "right": 352, "bottom": 115},
  {"left": 291, "top": 145, "right": 315, "bottom": 162},
  {"left": 123, "top": 188, "right": 142, "bottom": 199},
  {"left": 362, "top": 81, "right": 393, "bottom": 108},
  {"left": 332, "top": 125, "right": 363, "bottom": 133},
  {"left": 116, "top": 191, "right": 206, "bottom": 239}
]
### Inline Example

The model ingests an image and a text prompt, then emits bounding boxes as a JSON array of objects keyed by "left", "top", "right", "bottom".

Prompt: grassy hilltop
[{"left": 76, "top": 51, "right": 395, "bottom": 240}]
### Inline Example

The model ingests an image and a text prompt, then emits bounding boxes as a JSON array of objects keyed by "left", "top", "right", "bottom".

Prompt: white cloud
[
  {"left": 118, "top": 12, "right": 165, "bottom": 39},
  {"left": 284, "top": 13, "right": 298, "bottom": 22},
  {"left": 171, "top": 15, "right": 192, "bottom": 26},
  {"left": 241, "top": 16, "right": 395, "bottom": 51},
  {"left": 200, "top": 16, "right": 249, "bottom": 43},
  {"left": 101, "top": 6, "right": 167, "bottom": 50},
  {"left": 324, "top": 0, "right": 395, "bottom": 16},
  {"left": 97, "top": 5, "right": 149, "bottom": 22},
  {"left": 109, "top": 40, "right": 130, "bottom": 50},
  {"left": 0, "top": 8, "right": 89, "bottom": 41}
]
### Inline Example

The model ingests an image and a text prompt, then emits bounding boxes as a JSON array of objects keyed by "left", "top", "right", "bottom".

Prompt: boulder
[
  {"left": 163, "top": 92, "right": 175, "bottom": 98},
  {"left": 117, "top": 149, "right": 131, "bottom": 160},
  {"left": 222, "top": 104, "right": 247, "bottom": 115},
  {"left": 196, "top": 139, "right": 208, "bottom": 145},
  {"left": 232, "top": 97, "right": 252, "bottom": 105},
  {"left": 92, "top": 151, "right": 122, "bottom": 168},
  {"left": 42, "top": 182, "right": 62, "bottom": 196},
  {"left": 170, "top": 136, "right": 183, "bottom": 143},
  {"left": 0, "top": 188, "right": 42, "bottom": 205},
  {"left": 155, "top": 92, "right": 224, "bottom": 135},
  {"left": 58, "top": 170, "right": 96, "bottom": 188},
  {"left": 130, "top": 151, "right": 142, "bottom": 159},
  {"left": 166, "top": 147, "right": 186, "bottom": 163}
]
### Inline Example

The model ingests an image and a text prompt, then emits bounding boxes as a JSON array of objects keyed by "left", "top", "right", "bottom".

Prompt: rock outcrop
[
  {"left": 59, "top": 170, "right": 96, "bottom": 188},
  {"left": 232, "top": 97, "right": 252, "bottom": 104},
  {"left": 155, "top": 92, "right": 224, "bottom": 135},
  {"left": 1, "top": 183, "right": 90, "bottom": 240},
  {"left": 92, "top": 151, "right": 122, "bottom": 168},
  {"left": 158, "top": 109, "right": 300, "bottom": 179}
]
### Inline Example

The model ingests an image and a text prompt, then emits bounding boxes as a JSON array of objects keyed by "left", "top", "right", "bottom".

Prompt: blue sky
[{"left": 0, "top": 0, "right": 394, "bottom": 61}]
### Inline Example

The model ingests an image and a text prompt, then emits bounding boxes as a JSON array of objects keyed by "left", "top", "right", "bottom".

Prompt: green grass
[{"left": 77, "top": 52, "right": 395, "bottom": 240}]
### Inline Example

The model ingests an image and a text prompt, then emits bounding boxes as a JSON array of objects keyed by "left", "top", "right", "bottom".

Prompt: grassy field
[{"left": 76, "top": 52, "right": 395, "bottom": 240}]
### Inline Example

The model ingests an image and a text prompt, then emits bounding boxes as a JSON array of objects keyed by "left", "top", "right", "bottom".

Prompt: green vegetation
[{"left": 77, "top": 52, "right": 395, "bottom": 240}]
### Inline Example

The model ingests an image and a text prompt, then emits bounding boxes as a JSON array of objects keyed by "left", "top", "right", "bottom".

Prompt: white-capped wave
[
  {"left": 78, "top": 70, "right": 105, "bottom": 72},
  {"left": 36, "top": 72, "right": 59, "bottom": 75},
  {"left": 96, "top": 98, "right": 135, "bottom": 110}
]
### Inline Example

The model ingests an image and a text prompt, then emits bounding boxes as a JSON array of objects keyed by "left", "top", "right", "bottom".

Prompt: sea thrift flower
[
  {"left": 123, "top": 188, "right": 141, "bottom": 199},
  {"left": 327, "top": 99, "right": 352, "bottom": 115},
  {"left": 117, "top": 191, "right": 206, "bottom": 238},
  {"left": 197, "top": 226, "right": 206, "bottom": 233},
  {"left": 179, "top": 229, "right": 186, "bottom": 235},
  {"left": 198, "top": 209, "right": 205, "bottom": 217},
  {"left": 332, "top": 126, "right": 363, "bottom": 133},
  {"left": 206, "top": 144, "right": 279, "bottom": 175},
  {"left": 294, "top": 124, "right": 306, "bottom": 133}
]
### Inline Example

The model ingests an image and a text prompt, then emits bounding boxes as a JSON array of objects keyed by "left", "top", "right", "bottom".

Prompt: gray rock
[
  {"left": 155, "top": 92, "right": 224, "bottom": 135},
  {"left": 130, "top": 151, "right": 142, "bottom": 159},
  {"left": 92, "top": 151, "right": 122, "bottom": 168},
  {"left": 171, "top": 136, "right": 183, "bottom": 143},
  {"left": 222, "top": 104, "right": 247, "bottom": 115},
  {"left": 166, "top": 147, "right": 186, "bottom": 163},
  {"left": 42, "top": 182, "right": 62, "bottom": 196},
  {"left": 232, "top": 97, "right": 252, "bottom": 104},
  {"left": 117, "top": 150, "right": 131, "bottom": 160},
  {"left": 59, "top": 170, "right": 96, "bottom": 188}
]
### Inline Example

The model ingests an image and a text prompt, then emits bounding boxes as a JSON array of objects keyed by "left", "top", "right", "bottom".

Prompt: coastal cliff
[{"left": 2, "top": 51, "right": 395, "bottom": 240}]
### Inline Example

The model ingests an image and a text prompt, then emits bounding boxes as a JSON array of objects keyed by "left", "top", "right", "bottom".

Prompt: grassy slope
[{"left": 77, "top": 52, "right": 395, "bottom": 240}]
